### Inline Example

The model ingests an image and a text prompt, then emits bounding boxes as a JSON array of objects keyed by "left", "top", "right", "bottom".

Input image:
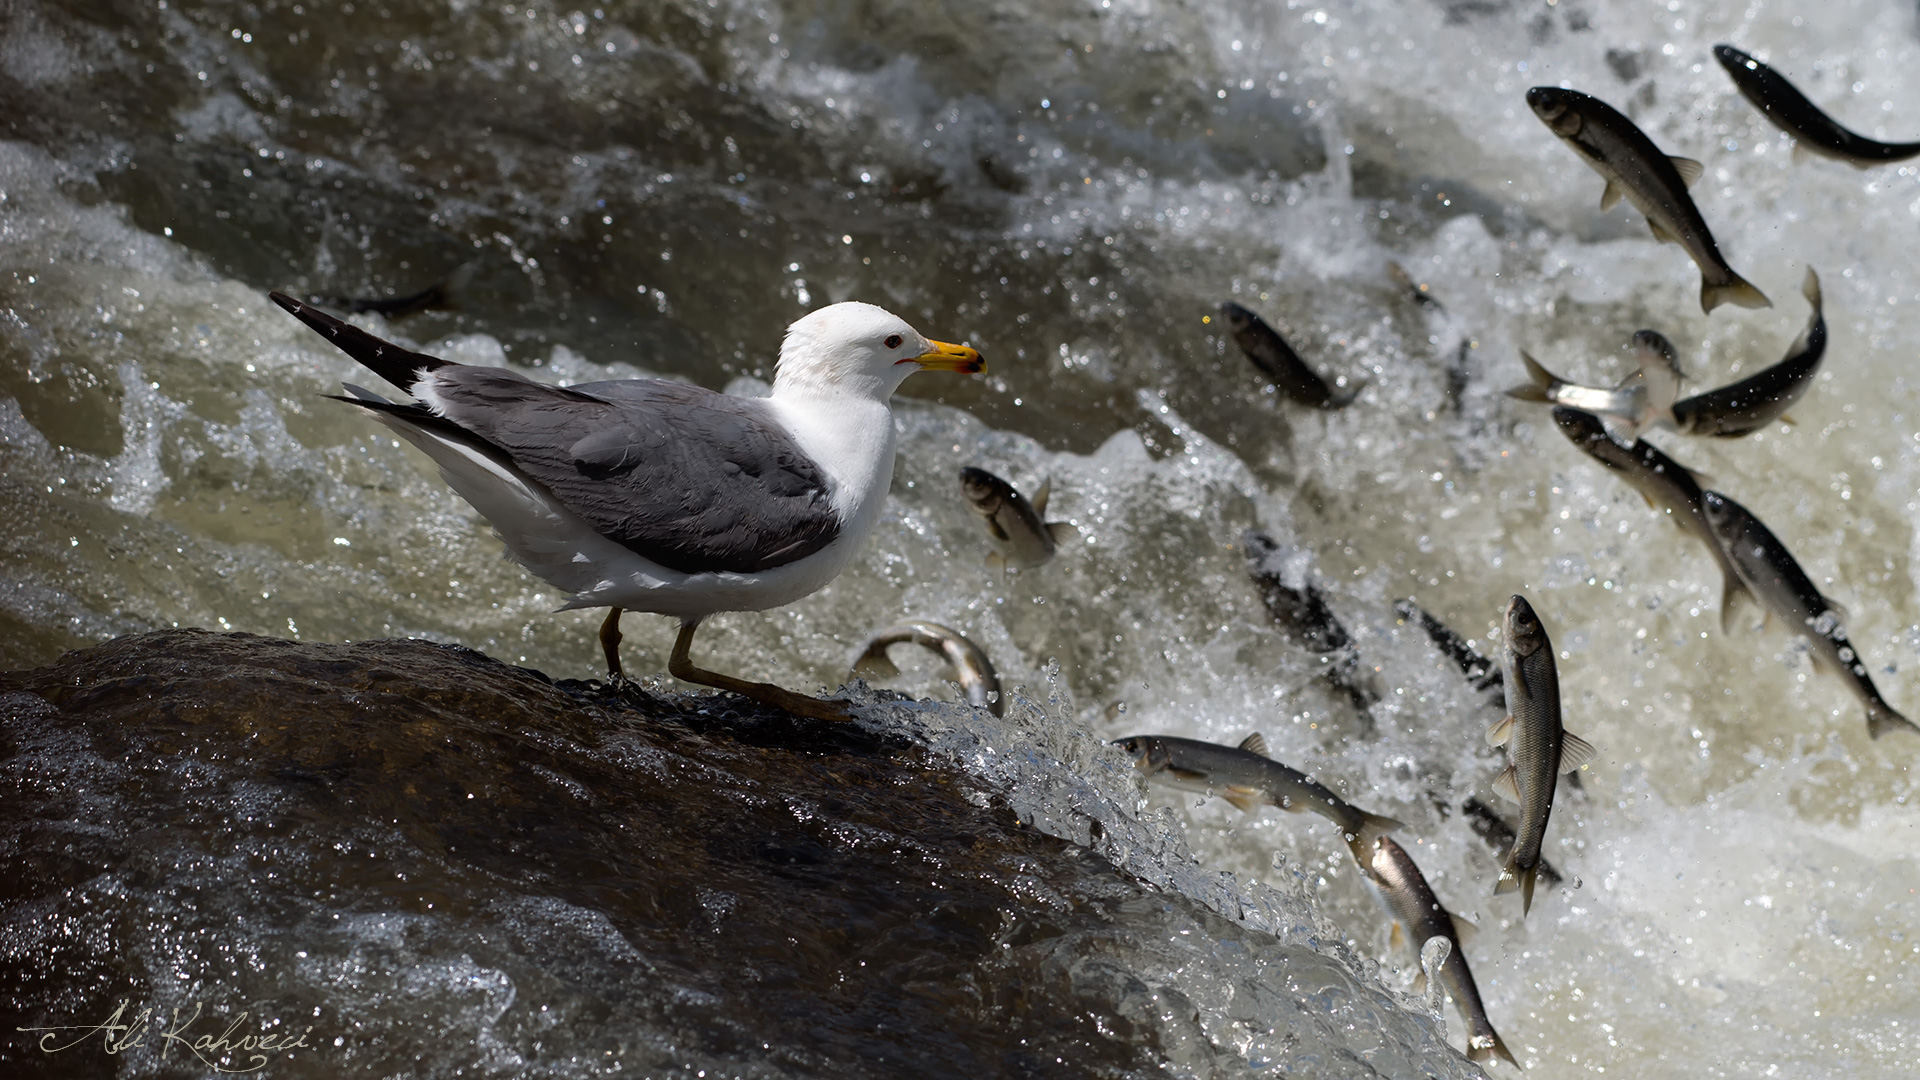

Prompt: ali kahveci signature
[{"left": 17, "top": 999, "right": 319, "bottom": 1074}]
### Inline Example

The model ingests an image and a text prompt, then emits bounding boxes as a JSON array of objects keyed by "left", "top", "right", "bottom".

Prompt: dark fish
[
  {"left": 958, "top": 467, "right": 1077, "bottom": 572},
  {"left": 1551, "top": 407, "right": 1752, "bottom": 631},
  {"left": 309, "top": 261, "right": 476, "bottom": 318},
  {"left": 1671, "top": 268, "right": 1825, "bottom": 437},
  {"left": 1395, "top": 599, "right": 1502, "bottom": 692},
  {"left": 1115, "top": 732, "right": 1403, "bottom": 865},
  {"left": 1221, "top": 302, "right": 1365, "bottom": 408},
  {"left": 1363, "top": 836, "right": 1520, "bottom": 1069},
  {"left": 1460, "top": 796, "right": 1564, "bottom": 889},
  {"left": 1527, "top": 86, "right": 1769, "bottom": 314},
  {"left": 1245, "top": 531, "right": 1379, "bottom": 727},
  {"left": 852, "top": 620, "right": 1003, "bottom": 716},
  {"left": 1488, "top": 594, "right": 1594, "bottom": 915},
  {"left": 1700, "top": 492, "right": 1918, "bottom": 740},
  {"left": 1715, "top": 45, "right": 1920, "bottom": 167},
  {"left": 1387, "top": 260, "right": 1446, "bottom": 312}
]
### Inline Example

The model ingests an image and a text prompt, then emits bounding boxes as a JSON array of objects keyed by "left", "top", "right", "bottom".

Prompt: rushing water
[{"left": 3, "top": 0, "right": 1918, "bottom": 1075}]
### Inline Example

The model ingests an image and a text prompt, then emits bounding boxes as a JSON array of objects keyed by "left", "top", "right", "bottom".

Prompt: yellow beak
[{"left": 908, "top": 339, "right": 986, "bottom": 374}]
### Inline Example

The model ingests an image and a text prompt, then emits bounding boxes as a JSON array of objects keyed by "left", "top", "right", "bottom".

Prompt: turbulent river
[{"left": 3, "top": 0, "right": 1918, "bottom": 1075}]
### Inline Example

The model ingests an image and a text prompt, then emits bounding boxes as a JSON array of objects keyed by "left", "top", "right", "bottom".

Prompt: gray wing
[{"left": 423, "top": 367, "right": 840, "bottom": 575}]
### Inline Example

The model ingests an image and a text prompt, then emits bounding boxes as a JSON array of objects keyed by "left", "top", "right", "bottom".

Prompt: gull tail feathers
[{"left": 1700, "top": 272, "right": 1771, "bottom": 314}]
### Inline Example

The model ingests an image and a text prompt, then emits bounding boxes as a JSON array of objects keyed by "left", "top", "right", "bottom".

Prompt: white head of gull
[{"left": 268, "top": 291, "right": 983, "bottom": 720}]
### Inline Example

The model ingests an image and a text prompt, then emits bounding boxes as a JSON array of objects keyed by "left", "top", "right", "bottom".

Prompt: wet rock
[{"left": 0, "top": 631, "right": 1472, "bottom": 1079}]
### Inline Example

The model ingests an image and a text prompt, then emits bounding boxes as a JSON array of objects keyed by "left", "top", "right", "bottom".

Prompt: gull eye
[{"left": 884, "top": 334, "right": 903, "bottom": 350}]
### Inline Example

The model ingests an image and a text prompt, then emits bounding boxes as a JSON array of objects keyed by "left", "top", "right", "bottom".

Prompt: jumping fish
[
  {"left": 852, "top": 621, "right": 1004, "bottom": 716},
  {"left": 1488, "top": 594, "right": 1594, "bottom": 915},
  {"left": 1527, "top": 86, "right": 1770, "bottom": 314},
  {"left": 1114, "top": 732, "right": 1403, "bottom": 864},
  {"left": 1670, "top": 269, "right": 1825, "bottom": 437},
  {"left": 1715, "top": 45, "right": 1920, "bottom": 167},
  {"left": 1245, "top": 531, "right": 1379, "bottom": 727},
  {"left": 1459, "top": 796, "right": 1564, "bottom": 889},
  {"left": 1387, "top": 260, "right": 1446, "bottom": 312},
  {"left": 1220, "top": 301, "right": 1366, "bottom": 408},
  {"left": 1395, "top": 599, "right": 1502, "bottom": 693},
  {"left": 959, "top": 467, "right": 1078, "bottom": 573},
  {"left": 1363, "top": 835, "right": 1521, "bottom": 1069},
  {"left": 1507, "top": 329, "right": 1684, "bottom": 437},
  {"left": 309, "top": 261, "right": 476, "bottom": 318},
  {"left": 1700, "top": 492, "right": 1919, "bottom": 739},
  {"left": 1551, "top": 407, "right": 1752, "bottom": 631}
]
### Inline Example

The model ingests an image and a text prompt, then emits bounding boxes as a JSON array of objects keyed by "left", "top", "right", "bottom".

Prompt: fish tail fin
[
  {"left": 1494, "top": 854, "right": 1536, "bottom": 915},
  {"left": 1344, "top": 811, "right": 1403, "bottom": 865},
  {"left": 1867, "top": 702, "right": 1920, "bottom": 740},
  {"left": 851, "top": 647, "right": 900, "bottom": 679},
  {"left": 1504, "top": 351, "right": 1558, "bottom": 402},
  {"left": 1700, "top": 272, "right": 1771, "bottom": 314},
  {"left": 1469, "top": 1031, "right": 1522, "bottom": 1069},
  {"left": 1327, "top": 377, "right": 1369, "bottom": 409}
]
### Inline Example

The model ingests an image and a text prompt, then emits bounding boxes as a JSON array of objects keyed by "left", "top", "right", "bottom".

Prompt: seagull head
[{"left": 774, "top": 301, "right": 984, "bottom": 400}]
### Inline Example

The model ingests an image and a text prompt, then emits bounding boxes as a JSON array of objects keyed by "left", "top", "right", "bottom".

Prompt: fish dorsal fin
[
  {"left": 1802, "top": 267, "right": 1822, "bottom": 309},
  {"left": 1047, "top": 521, "right": 1080, "bottom": 545},
  {"left": 1599, "top": 180, "right": 1624, "bottom": 211},
  {"left": 1792, "top": 140, "right": 1812, "bottom": 165},
  {"left": 1492, "top": 763, "right": 1521, "bottom": 803},
  {"left": 1450, "top": 912, "right": 1479, "bottom": 944},
  {"left": 1778, "top": 414, "right": 1798, "bottom": 426},
  {"left": 1486, "top": 715, "right": 1515, "bottom": 747},
  {"left": 1558, "top": 731, "right": 1597, "bottom": 773},
  {"left": 985, "top": 551, "right": 1008, "bottom": 577},
  {"left": 1239, "top": 732, "right": 1271, "bottom": 758},
  {"left": 1669, "top": 156, "right": 1704, "bottom": 188},
  {"left": 1031, "top": 476, "right": 1051, "bottom": 516},
  {"left": 1648, "top": 218, "right": 1679, "bottom": 245},
  {"left": 1220, "top": 785, "right": 1261, "bottom": 813},
  {"left": 1821, "top": 597, "right": 1851, "bottom": 624}
]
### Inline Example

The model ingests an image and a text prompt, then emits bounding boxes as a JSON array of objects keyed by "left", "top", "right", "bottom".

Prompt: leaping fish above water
[
  {"left": 1669, "top": 268, "right": 1825, "bottom": 437},
  {"left": 1363, "top": 836, "right": 1521, "bottom": 1069},
  {"left": 1700, "top": 491, "right": 1919, "bottom": 740},
  {"left": 1114, "top": 732, "right": 1403, "bottom": 866},
  {"left": 1488, "top": 594, "right": 1594, "bottom": 915},
  {"left": 1220, "top": 302, "right": 1366, "bottom": 409},
  {"left": 1507, "top": 329, "right": 1685, "bottom": 439},
  {"left": 1715, "top": 45, "right": 1920, "bottom": 167},
  {"left": 852, "top": 621, "right": 1004, "bottom": 716},
  {"left": 1550, "top": 407, "right": 1753, "bottom": 632},
  {"left": 1245, "top": 531, "right": 1379, "bottom": 730},
  {"left": 959, "top": 467, "right": 1078, "bottom": 573},
  {"left": 1527, "top": 86, "right": 1770, "bottom": 314}
]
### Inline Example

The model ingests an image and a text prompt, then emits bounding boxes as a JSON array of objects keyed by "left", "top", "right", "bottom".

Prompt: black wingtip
[{"left": 269, "top": 289, "right": 456, "bottom": 394}]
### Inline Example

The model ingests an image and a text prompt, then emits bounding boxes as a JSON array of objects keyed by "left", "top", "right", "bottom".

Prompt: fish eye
[{"left": 885, "top": 334, "right": 903, "bottom": 349}]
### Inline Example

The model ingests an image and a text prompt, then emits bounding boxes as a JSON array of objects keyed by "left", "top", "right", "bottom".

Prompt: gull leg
[
  {"left": 667, "top": 619, "right": 853, "bottom": 722},
  {"left": 599, "top": 607, "right": 626, "bottom": 682}
]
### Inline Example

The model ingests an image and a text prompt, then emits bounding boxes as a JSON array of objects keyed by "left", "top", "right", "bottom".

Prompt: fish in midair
[
  {"left": 1386, "top": 260, "right": 1446, "bottom": 312},
  {"left": 1507, "top": 329, "right": 1684, "bottom": 438},
  {"left": 852, "top": 620, "right": 1004, "bottom": 716},
  {"left": 959, "top": 467, "right": 1078, "bottom": 573},
  {"left": 1700, "top": 491, "right": 1919, "bottom": 740},
  {"left": 1114, "top": 732, "right": 1403, "bottom": 865},
  {"left": 1526, "top": 86, "right": 1770, "bottom": 314},
  {"left": 1550, "top": 407, "right": 1752, "bottom": 631},
  {"left": 1715, "top": 45, "right": 1920, "bottom": 167},
  {"left": 1670, "top": 268, "right": 1825, "bottom": 437},
  {"left": 309, "top": 261, "right": 477, "bottom": 318},
  {"left": 1395, "top": 599, "right": 1502, "bottom": 693},
  {"left": 1245, "top": 531, "right": 1379, "bottom": 728},
  {"left": 1362, "top": 835, "right": 1521, "bottom": 1069},
  {"left": 1220, "top": 301, "right": 1366, "bottom": 408},
  {"left": 1458, "top": 796, "right": 1564, "bottom": 889},
  {"left": 1487, "top": 594, "right": 1594, "bottom": 915}
]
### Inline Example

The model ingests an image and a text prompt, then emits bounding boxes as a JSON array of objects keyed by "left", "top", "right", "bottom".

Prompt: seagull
[{"left": 269, "top": 292, "right": 983, "bottom": 720}]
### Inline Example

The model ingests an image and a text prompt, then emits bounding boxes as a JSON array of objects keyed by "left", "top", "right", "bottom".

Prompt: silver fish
[
  {"left": 1114, "top": 732, "right": 1403, "bottom": 865},
  {"left": 1716, "top": 45, "right": 1920, "bottom": 168},
  {"left": 1700, "top": 492, "right": 1918, "bottom": 740},
  {"left": 852, "top": 621, "right": 1004, "bottom": 716},
  {"left": 1551, "top": 407, "right": 1752, "bottom": 631},
  {"left": 1488, "top": 594, "right": 1594, "bottom": 915},
  {"left": 1527, "top": 86, "right": 1770, "bottom": 314},
  {"left": 1220, "top": 301, "right": 1366, "bottom": 408},
  {"left": 1670, "top": 269, "right": 1824, "bottom": 437},
  {"left": 1364, "top": 836, "right": 1520, "bottom": 1069},
  {"left": 959, "top": 467, "right": 1078, "bottom": 573},
  {"left": 1507, "top": 329, "right": 1683, "bottom": 437}
]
